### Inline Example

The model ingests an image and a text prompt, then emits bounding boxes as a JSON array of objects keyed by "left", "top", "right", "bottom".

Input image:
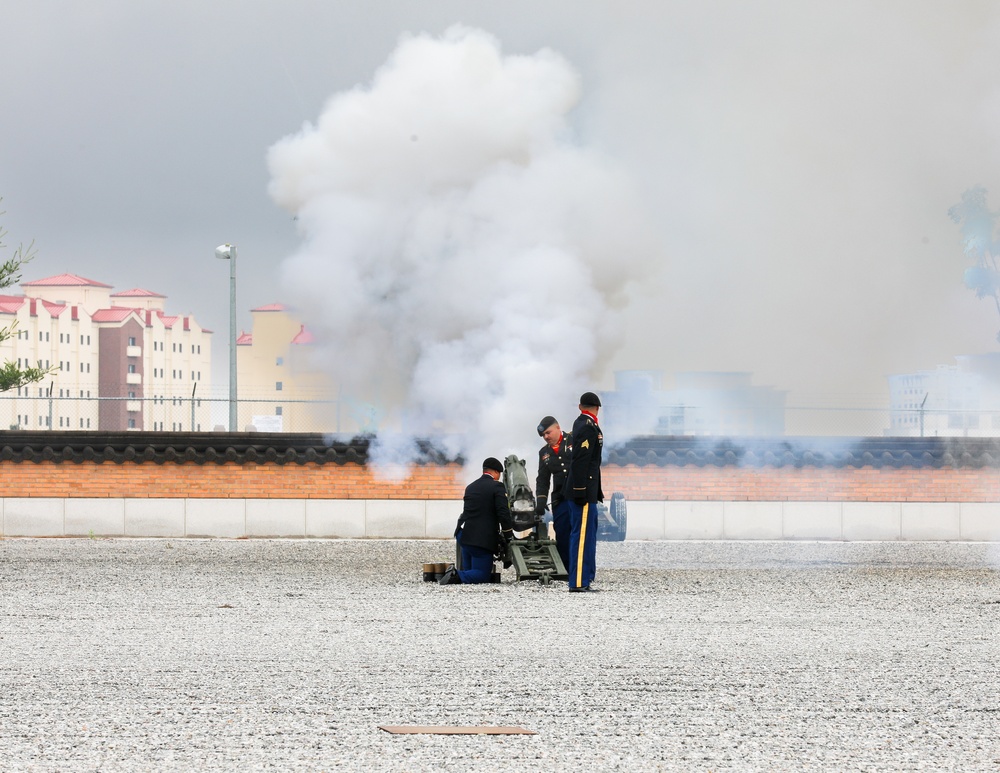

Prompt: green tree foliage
[{"left": 0, "top": 200, "right": 56, "bottom": 392}]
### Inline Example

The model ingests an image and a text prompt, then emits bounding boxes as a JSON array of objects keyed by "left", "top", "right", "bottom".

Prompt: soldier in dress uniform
[
  {"left": 439, "top": 457, "right": 514, "bottom": 585},
  {"left": 563, "top": 392, "right": 604, "bottom": 593},
  {"left": 535, "top": 415, "right": 572, "bottom": 570}
]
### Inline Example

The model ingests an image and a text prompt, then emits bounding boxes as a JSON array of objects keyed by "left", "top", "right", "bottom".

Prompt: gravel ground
[{"left": 1, "top": 538, "right": 999, "bottom": 772}]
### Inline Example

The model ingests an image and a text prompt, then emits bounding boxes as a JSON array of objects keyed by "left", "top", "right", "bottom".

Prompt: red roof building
[{"left": 0, "top": 274, "right": 212, "bottom": 432}]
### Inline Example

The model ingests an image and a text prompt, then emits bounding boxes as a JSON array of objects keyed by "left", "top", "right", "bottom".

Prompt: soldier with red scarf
[{"left": 535, "top": 415, "right": 572, "bottom": 571}]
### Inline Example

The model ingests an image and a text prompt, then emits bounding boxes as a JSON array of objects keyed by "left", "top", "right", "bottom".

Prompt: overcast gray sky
[{"left": 3, "top": 0, "right": 1000, "bottom": 410}]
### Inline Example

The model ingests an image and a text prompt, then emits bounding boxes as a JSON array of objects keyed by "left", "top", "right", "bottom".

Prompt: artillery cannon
[
  {"left": 596, "top": 491, "right": 628, "bottom": 542},
  {"left": 501, "top": 454, "right": 568, "bottom": 585}
]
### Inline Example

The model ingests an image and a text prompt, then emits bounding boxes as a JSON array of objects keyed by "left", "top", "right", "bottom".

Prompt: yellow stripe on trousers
[{"left": 576, "top": 503, "right": 589, "bottom": 588}]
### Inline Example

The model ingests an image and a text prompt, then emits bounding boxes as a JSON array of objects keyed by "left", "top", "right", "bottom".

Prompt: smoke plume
[{"left": 268, "top": 26, "right": 656, "bottom": 473}]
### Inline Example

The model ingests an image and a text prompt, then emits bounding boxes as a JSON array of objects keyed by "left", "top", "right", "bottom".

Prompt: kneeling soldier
[{"left": 440, "top": 457, "right": 514, "bottom": 585}]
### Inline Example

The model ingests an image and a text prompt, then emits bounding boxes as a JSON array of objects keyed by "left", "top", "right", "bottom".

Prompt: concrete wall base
[{"left": 1, "top": 499, "right": 998, "bottom": 541}]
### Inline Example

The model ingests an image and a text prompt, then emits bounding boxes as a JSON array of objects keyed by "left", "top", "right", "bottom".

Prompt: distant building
[
  {"left": 603, "top": 370, "right": 787, "bottom": 437},
  {"left": 236, "top": 304, "right": 363, "bottom": 434},
  {"left": 887, "top": 353, "right": 1000, "bottom": 437},
  {"left": 0, "top": 274, "right": 211, "bottom": 431}
]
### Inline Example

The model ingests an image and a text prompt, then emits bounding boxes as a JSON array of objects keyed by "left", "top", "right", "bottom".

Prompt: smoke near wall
[{"left": 268, "top": 26, "right": 656, "bottom": 471}]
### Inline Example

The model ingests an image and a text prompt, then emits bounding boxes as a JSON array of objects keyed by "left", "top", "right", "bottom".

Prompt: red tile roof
[
  {"left": 291, "top": 324, "right": 314, "bottom": 345},
  {"left": 252, "top": 303, "right": 286, "bottom": 312},
  {"left": 42, "top": 300, "right": 68, "bottom": 317},
  {"left": 22, "top": 273, "right": 113, "bottom": 288},
  {"left": 237, "top": 331, "right": 253, "bottom": 345},
  {"left": 111, "top": 288, "right": 165, "bottom": 298},
  {"left": 0, "top": 294, "right": 25, "bottom": 314},
  {"left": 91, "top": 308, "right": 141, "bottom": 323}
]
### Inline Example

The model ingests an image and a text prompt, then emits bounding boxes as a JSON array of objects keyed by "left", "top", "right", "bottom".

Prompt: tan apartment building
[
  {"left": 237, "top": 304, "right": 360, "bottom": 434},
  {"left": 0, "top": 274, "right": 211, "bottom": 431}
]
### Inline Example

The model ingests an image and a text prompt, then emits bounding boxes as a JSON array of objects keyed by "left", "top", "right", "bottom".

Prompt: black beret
[
  {"left": 482, "top": 457, "right": 504, "bottom": 474},
  {"left": 579, "top": 391, "right": 602, "bottom": 407},
  {"left": 536, "top": 416, "right": 557, "bottom": 436}
]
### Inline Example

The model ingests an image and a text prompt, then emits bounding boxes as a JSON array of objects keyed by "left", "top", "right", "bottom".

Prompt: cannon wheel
[{"left": 610, "top": 492, "right": 627, "bottom": 541}]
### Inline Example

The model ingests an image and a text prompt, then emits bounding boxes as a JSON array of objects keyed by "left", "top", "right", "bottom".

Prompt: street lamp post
[{"left": 215, "top": 243, "right": 238, "bottom": 432}]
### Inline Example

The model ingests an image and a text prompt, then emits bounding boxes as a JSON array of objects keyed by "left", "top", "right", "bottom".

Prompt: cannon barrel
[{"left": 502, "top": 454, "right": 537, "bottom": 531}]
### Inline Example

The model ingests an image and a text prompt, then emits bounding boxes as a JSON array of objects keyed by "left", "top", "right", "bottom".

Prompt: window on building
[
  {"left": 275, "top": 406, "right": 283, "bottom": 416},
  {"left": 128, "top": 419, "right": 136, "bottom": 429},
  {"left": 128, "top": 391, "right": 136, "bottom": 399},
  {"left": 276, "top": 356, "right": 283, "bottom": 366},
  {"left": 128, "top": 364, "right": 136, "bottom": 374},
  {"left": 128, "top": 336, "right": 136, "bottom": 346},
  {"left": 276, "top": 382, "right": 283, "bottom": 391}
]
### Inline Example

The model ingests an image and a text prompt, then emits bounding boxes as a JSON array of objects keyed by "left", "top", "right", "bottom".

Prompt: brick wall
[
  {"left": 1, "top": 459, "right": 997, "bottom": 502},
  {"left": 602, "top": 465, "right": 1000, "bottom": 502}
]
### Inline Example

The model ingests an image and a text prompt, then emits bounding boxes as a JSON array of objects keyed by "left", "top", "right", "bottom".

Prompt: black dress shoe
[
  {"left": 569, "top": 586, "right": 596, "bottom": 593},
  {"left": 438, "top": 568, "right": 462, "bottom": 585}
]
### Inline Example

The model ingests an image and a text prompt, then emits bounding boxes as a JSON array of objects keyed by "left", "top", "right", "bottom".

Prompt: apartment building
[
  {"left": 237, "top": 304, "right": 360, "bottom": 433},
  {"left": 603, "top": 370, "right": 787, "bottom": 438},
  {"left": 0, "top": 274, "right": 211, "bottom": 431},
  {"left": 887, "top": 353, "right": 1000, "bottom": 437}
]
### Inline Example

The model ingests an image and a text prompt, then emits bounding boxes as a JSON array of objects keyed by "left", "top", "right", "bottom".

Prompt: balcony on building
[
  {"left": 126, "top": 401, "right": 142, "bottom": 412},
  {"left": 126, "top": 373, "right": 142, "bottom": 385},
  {"left": 126, "top": 345, "right": 142, "bottom": 358}
]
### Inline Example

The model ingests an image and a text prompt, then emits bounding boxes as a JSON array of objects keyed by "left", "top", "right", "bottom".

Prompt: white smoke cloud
[{"left": 268, "top": 25, "right": 657, "bottom": 474}]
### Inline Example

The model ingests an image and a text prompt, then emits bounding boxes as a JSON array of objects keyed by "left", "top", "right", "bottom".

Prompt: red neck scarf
[{"left": 582, "top": 410, "right": 599, "bottom": 424}]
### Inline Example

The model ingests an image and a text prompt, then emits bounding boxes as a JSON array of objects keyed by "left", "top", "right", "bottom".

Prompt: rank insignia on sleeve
[{"left": 581, "top": 439, "right": 590, "bottom": 449}]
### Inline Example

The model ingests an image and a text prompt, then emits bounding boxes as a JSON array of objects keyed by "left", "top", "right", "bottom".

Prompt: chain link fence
[
  {"left": 0, "top": 394, "right": 365, "bottom": 434},
  {"left": 4, "top": 393, "right": 1000, "bottom": 438}
]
